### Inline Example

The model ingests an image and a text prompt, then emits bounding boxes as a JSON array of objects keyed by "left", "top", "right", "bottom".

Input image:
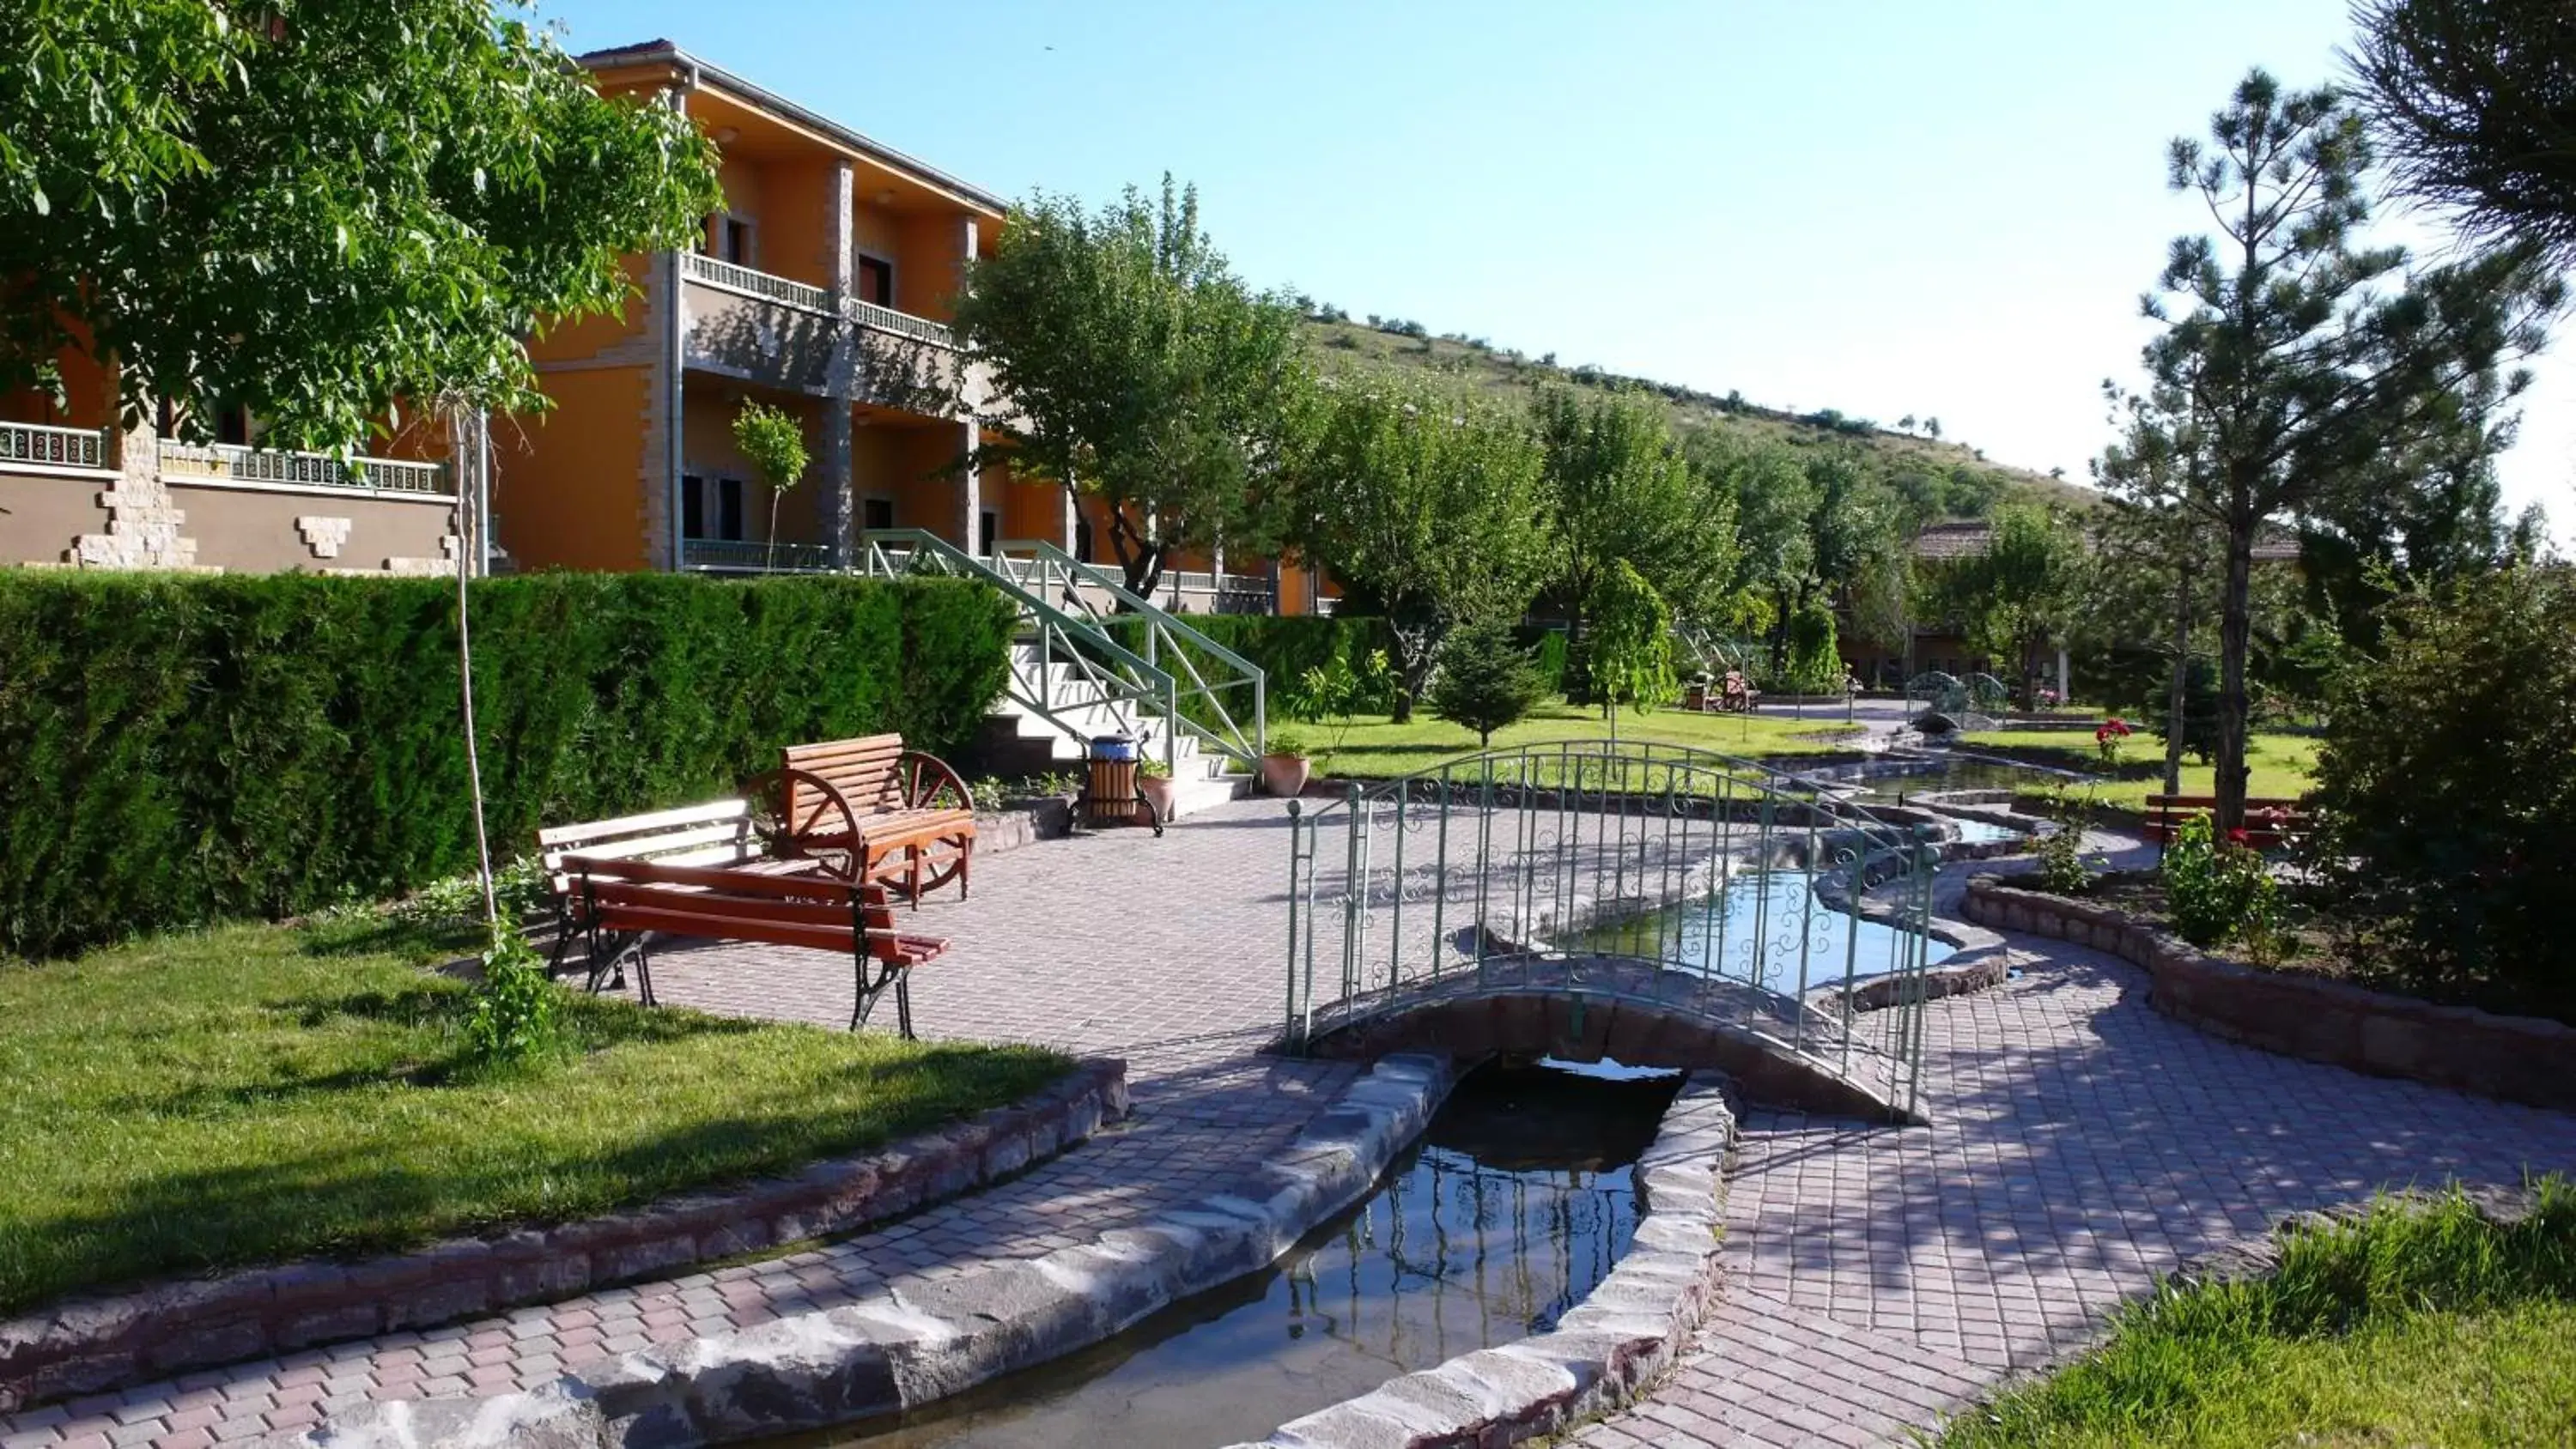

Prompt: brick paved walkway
[{"left": 6, "top": 795, "right": 2573, "bottom": 1449}]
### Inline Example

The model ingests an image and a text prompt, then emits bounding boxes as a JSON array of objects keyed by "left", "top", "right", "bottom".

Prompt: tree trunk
[
  {"left": 2164, "top": 557, "right": 2190, "bottom": 798},
  {"left": 2214, "top": 516, "right": 2257, "bottom": 834},
  {"left": 1387, "top": 619, "right": 1437, "bottom": 724},
  {"left": 1561, "top": 603, "right": 1592, "bottom": 705},
  {"left": 1103, "top": 504, "right": 1168, "bottom": 603},
  {"left": 449, "top": 409, "right": 497, "bottom": 931}
]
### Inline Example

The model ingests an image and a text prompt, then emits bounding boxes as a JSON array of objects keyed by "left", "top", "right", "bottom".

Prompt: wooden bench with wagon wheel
[
  {"left": 562, "top": 855, "right": 945, "bottom": 1034},
  {"left": 536, "top": 798, "right": 828, "bottom": 983},
  {"left": 2142, "top": 794, "right": 2315, "bottom": 851},
  {"left": 746, "top": 734, "right": 976, "bottom": 907}
]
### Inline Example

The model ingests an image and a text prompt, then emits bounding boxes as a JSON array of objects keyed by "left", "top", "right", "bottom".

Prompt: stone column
[
  {"left": 817, "top": 159, "right": 857, "bottom": 565},
  {"left": 74, "top": 409, "right": 195, "bottom": 569},
  {"left": 956, "top": 419, "right": 982, "bottom": 554},
  {"left": 1061, "top": 486, "right": 1080, "bottom": 556}
]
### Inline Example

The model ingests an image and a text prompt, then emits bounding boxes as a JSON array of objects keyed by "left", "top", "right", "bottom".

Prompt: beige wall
[
  {"left": 0, "top": 469, "right": 111, "bottom": 565},
  {"left": 167, "top": 482, "right": 458, "bottom": 573},
  {"left": 678, "top": 389, "right": 824, "bottom": 543}
]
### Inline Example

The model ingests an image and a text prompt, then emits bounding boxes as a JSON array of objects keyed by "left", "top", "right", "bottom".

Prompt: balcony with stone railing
[{"left": 680, "top": 253, "right": 959, "bottom": 412}]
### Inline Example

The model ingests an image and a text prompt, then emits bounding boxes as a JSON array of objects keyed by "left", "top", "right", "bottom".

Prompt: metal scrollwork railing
[
  {"left": 858, "top": 529, "right": 1192, "bottom": 773},
  {"left": 0, "top": 421, "right": 112, "bottom": 471},
  {"left": 157, "top": 440, "right": 449, "bottom": 494},
  {"left": 1283, "top": 740, "right": 1942, "bottom": 1119}
]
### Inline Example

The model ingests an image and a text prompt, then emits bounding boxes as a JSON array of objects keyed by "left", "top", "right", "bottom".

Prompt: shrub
[
  {"left": 0, "top": 572, "right": 1014, "bottom": 955},
  {"left": 2035, "top": 789, "right": 2099, "bottom": 895},
  {"left": 2160, "top": 815, "right": 2279, "bottom": 950},
  {"left": 1582, "top": 560, "right": 1674, "bottom": 715},
  {"left": 461, "top": 929, "right": 562, "bottom": 1069},
  {"left": 1426, "top": 621, "right": 1548, "bottom": 746},
  {"left": 2311, "top": 566, "right": 2576, "bottom": 1018},
  {"left": 1783, "top": 599, "right": 1842, "bottom": 692},
  {"left": 1104, "top": 613, "right": 1391, "bottom": 737}
]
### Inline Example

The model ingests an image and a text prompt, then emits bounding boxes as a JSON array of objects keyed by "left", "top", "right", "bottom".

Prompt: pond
[
  {"left": 780, "top": 1060, "right": 1680, "bottom": 1448},
  {"left": 1586, "top": 868, "right": 1957, "bottom": 992},
  {"left": 1793, "top": 751, "right": 2088, "bottom": 807}
]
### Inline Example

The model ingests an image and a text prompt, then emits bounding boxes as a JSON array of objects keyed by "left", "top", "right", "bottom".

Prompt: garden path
[{"left": 3, "top": 802, "right": 2571, "bottom": 1449}]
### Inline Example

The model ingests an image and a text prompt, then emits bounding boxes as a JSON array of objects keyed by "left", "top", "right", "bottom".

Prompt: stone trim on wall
[
  {"left": 1223, "top": 1074, "right": 1739, "bottom": 1449},
  {"left": 0, "top": 1060, "right": 1130, "bottom": 1414},
  {"left": 246, "top": 1054, "right": 1455, "bottom": 1448},
  {"left": 1962, "top": 877, "right": 2576, "bottom": 1112}
]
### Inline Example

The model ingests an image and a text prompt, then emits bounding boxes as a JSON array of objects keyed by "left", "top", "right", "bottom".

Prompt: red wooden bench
[
  {"left": 2142, "top": 794, "right": 2314, "bottom": 850},
  {"left": 751, "top": 733, "right": 976, "bottom": 906},
  {"left": 562, "top": 855, "right": 947, "bottom": 1035}
]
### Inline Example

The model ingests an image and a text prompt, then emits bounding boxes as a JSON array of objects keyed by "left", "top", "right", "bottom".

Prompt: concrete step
[{"left": 1163, "top": 769, "right": 1253, "bottom": 821}]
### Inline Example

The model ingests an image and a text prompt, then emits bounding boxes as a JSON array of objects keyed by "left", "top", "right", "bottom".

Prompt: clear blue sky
[{"left": 538, "top": 0, "right": 2573, "bottom": 537}]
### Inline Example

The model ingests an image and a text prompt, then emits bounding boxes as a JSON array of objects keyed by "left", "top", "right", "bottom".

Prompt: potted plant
[
  {"left": 1260, "top": 725, "right": 1313, "bottom": 798},
  {"left": 1135, "top": 755, "right": 1178, "bottom": 827}
]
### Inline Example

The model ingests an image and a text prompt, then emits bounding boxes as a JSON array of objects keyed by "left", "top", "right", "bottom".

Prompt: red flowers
[
  {"left": 2094, "top": 717, "right": 2133, "bottom": 744},
  {"left": 2225, "top": 827, "right": 2251, "bottom": 846}
]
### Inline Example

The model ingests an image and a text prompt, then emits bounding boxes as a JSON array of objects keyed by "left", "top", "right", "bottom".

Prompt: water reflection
[{"left": 788, "top": 1063, "right": 1678, "bottom": 1448}]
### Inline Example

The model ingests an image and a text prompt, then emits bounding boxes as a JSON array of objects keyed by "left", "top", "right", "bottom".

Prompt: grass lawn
[
  {"left": 1298, "top": 701, "right": 1865, "bottom": 780},
  {"left": 1957, "top": 730, "right": 2322, "bottom": 812},
  {"left": 0, "top": 914, "right": 1069, "bottom": 1315},
  {"left": 1943, "top": 1182, "right": 2576, "bottom": 1448}
]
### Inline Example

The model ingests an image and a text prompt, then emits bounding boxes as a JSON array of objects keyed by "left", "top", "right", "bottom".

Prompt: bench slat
[
  {"left": 541, "top": 820, "right": 754, "bottom": 870},
  {"left": 538, "top": 798, "right": 750, "bottom": 848}
]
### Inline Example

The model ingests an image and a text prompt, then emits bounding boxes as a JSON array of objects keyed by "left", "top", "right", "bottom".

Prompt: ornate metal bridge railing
[{"left": 1283, "top": 741, "right": 1943, "bottom": 1118}]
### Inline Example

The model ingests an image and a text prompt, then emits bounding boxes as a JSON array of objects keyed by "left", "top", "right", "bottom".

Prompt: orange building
[{"left": 498, "top": 41, "right": 1327, "bottom": 615}]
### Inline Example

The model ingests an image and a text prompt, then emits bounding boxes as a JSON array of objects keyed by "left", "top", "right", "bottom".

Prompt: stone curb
[
  {"left": 0, "top": 1061, "right": 1130, "bottom": 1414},
  {"left": 243, "top": 1053, "right": 1456, "bottom": 1448},
  {"left": 1218, "top": 1071, "right": 1740, "bottom": 1449},
  {"left": 1962, "top": 877, "right": 2576, "bottom": 1113}
]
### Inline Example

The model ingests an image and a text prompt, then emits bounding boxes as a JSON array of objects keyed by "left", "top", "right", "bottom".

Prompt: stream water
[{"left": 781, "top": 1060, "right": 1681, "bottom": 1448}]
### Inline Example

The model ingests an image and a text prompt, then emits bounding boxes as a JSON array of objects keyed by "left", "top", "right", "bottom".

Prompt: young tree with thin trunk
[
  {"left": 2117, "top": 69, "right": 2557, "bottom": 833},
  {"left": 952, "top": 176, "right": 1309, "bottom": 599}
]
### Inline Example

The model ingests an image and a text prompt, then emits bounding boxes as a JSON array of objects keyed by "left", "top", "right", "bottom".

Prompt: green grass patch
[
  {"left": 1959, "top": 731, "right": 2321, "bottom": 812},
  {"left": 1942, "top": 1180, "right": 2576, "bottom": 1448},
  {"left": 0, "top": 915, "right": 1069, "bottom": 1314},
  {"left": 1305, "top": 701, "right": 1863, "bottom": 780}
]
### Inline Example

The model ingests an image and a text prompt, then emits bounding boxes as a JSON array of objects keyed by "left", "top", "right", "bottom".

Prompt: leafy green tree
[
  {"left": 1921, "top": 504, "right": 2083, "bottom": 705},
  {"left": 1783, "top": 600, "right": 1841, "bottom": 693},
  {"left": 953, "top": 175, "right": 1309, "bottom": 597},
  {"left": 1581, "top": 559, "right": 1674, "bottom": 724},
  {"left": 0, "top": 0, "right": 720, "bottom": 448},
  {"left": 1534, "top": 387, "right": 1737, "bottom": 697},
  {"left": 732, "top": 402, "right": 811, "bottom": 573},
  {"left": 2350, "top": 0, "right": 2576, "bottom": 270},
  {"left": 1426, "top": 621, "right": 1548, "bottom": 747},
  {"left": 1291, "top": 373, "right": 1551, "bottom": 720},
  {"left": 0, "top": 3, "right": 720, "bottom": 929},
  {"left": 2111, "top": 69, "right": 2558, "bottom": 833}
]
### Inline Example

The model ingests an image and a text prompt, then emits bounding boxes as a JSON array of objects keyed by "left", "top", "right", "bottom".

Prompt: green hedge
[{"left": 0, "top": 572, "right": 1014, "bottom": 956}]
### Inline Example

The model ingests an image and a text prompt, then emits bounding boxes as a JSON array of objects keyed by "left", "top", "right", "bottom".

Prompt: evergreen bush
[
  {"left": 0, "top": 572, "right": 1013, "bottom": 955},
  {"left": 1426, "top": 621, "right": 1548, "bottom": 746}
]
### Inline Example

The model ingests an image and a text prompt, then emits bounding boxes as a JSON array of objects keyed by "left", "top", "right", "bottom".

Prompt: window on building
[
  {"left": 1073, "top": 517, "right": 1094, "bottom": 564},
  {"left": 705, "top": 214, "right": 755, "bottom": 266},
  {"left": 862, "top": 497, "right": 896, "bottom": 532},
  {"left": 856, "top": 256, "right": 895, "bottom": 307},
  {"left": 978, "top": 509, "right": 999, "bottom": 557},
  {"left": 216, "top": 405, "right": 251, "bottom": 447},
  {"left": 717, "top": 477, "right": 745, "bottom": 542},
  {"left": 681, "top": 474, "right": 705, "bottom": 539}
]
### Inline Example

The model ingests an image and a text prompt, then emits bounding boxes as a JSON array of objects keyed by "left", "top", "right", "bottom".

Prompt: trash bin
[{"left": 1085, "top": 734, "right": 1139, "bottom": 829}]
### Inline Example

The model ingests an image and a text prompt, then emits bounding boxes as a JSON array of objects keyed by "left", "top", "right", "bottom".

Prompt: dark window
[
  {"left": 714, "top": 215, "right": 753, "bottom": 265},
  {"left": 978, "top": 509, "right": 999, "bottom": 556},
  {"left": 862, "top": 497, "right": 895, "bottom": 531},
  {"left": 856, "top": 257, "right": 895, "bottom": 307},
  {"left": 681, "top": 474, "right": 705, "bottom": 539},
  {"left": 216, "top": 406, "right": 250, "bottom": 446},
  {"left": 1073, "top": 517, "right": 1094, "bottom": 563},
  {"left": 718, "top": 477, "right": 745, "bottom": 541}
]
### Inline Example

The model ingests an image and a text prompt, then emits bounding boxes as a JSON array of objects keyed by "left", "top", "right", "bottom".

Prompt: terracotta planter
[
  {"left": 1261, "top": 753, "right": 1312, "bottom": 797},
  {"left": 1137, "top": 775, "right": 1178, "bottom": 826}
]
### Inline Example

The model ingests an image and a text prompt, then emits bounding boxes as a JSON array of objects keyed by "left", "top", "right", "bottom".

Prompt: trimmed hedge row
[{"left": 0, "top": 572, "right": 1014, "bottom": 956}]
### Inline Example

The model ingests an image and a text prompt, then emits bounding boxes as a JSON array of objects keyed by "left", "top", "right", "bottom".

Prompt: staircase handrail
[
  {"left": 856, "top": 530, "right": 1182, "bottom": 772},
  {"left": 992, "top": 539, "right": 1267, "bottom": 767}
]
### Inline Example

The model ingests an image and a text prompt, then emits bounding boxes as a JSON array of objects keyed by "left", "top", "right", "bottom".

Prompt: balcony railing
[
  {"left": 158, "top": 441, "right": 450, "bottom": 494},
  {"left": 680, "top": 537, "right": 838, "bottom": 573},
  {"left": 683, "top": 252, "right": 956, "bottom": 349},
  {"left": 0, "top": 421, "right": 112, "bottom": 472}
]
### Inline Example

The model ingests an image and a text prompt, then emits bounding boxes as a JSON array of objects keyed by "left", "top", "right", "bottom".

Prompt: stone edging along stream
[
  {"left": 0, "top": 1061, "right": 1131, "bottom": 1415},
  {"left": 247, "top": 1054, "right": 1458, "bottom": 1447},
  {"left": 1223, "top": 1073, "right": 1740, "bottom": 1449},
  {"left": 1963, "top": 877, "right": 2576, "bottom": 1112}
]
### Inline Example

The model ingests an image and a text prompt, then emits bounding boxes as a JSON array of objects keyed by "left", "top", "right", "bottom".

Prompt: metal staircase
[{"left": 857, "top": 530, "right": 1265, "bottom": 819}]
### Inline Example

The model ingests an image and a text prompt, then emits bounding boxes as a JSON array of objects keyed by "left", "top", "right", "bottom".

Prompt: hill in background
[{"left": 1302, "top": 313, "right": 2097, "bottom": 518}]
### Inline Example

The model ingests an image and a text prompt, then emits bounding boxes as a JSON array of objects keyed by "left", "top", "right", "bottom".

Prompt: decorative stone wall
[
  {"left": 71, "top": 427, "right": 197, "bottom": 567},
  {"left": 246, "top": 1054, "right": 1455, "bottom": 1448},
  {"left": 0, "top": 1060, "right": 1129, "bottom": 1413},
  {"left": 1963, "top": 877, "right": 2576, "bottom": 1112},
  {"left": 1223, "top": 1075, "right": 1738, "bottom": 1449}
]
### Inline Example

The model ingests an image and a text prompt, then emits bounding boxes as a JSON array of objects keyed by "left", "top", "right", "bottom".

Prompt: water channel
[{"left": 783, "top": 1060, "right": 1681, "bottom": 1448}]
